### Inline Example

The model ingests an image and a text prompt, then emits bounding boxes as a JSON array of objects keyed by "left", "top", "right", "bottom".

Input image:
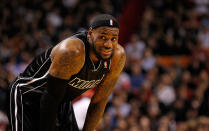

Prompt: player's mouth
[{"left": 102, "top": 49, "right": 112, "bottom": 56}]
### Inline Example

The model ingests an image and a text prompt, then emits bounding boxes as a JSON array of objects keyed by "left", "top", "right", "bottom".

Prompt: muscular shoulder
[
  {"left": 49, "top": 38, "right": 85, "bottom": 79},
  {"left": 51, "top": 38, "right": 85, "bottom": 59},
  {"left": 109, "top": 44, "right": 126, "bottom": 77},
  {"left": 114, "top": 44, "right": 126, "bottom": 58}
]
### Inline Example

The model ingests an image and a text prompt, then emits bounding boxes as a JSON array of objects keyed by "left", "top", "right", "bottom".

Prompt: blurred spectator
[
  {"left": 139, "top": 115, "right": 151, "bottom": 131},
  {"left": 198, "top": 21, "right": 209, "bottom": 49},
  {"left": 115, "top": 118, "right": 128, "bottom": 131},
  {"left": 108, "top": 95, "right": 130, "bottom": 117},
  {"left": 193, "top": 0, "right": 209, "bottom": 15},
  {"left": 0, "top": 111, "right": 8, "bottom": 131},
  {"left": 125, "top": 33, "right": 146, "bottom": 64},
  {"left": 157, "top": 115, "right": 172, "bottom": 131},
  {"left": 197, "top": 116, "right": 209, "bottom": 131},
  {"left": 129, "top": 63, "right": 145, "bottom": 93},
  {"left": 107, "top": 93, "right": 131, "bottom": 128},
  {"left": 147, "top": 95, "right": 161, "bottom": 125},
  {"left": 46, "top": 8, "right": 62, "bottom": 27},
  {"left": 141, "top": 48, "right": 156, "bottom": 72},
  {"left": 155, "top": 73, "right": 176, "bottom": 107},
  {"left": 114, "top": 71, "right": 131, "bottom": 91},
  {"left": 128, "top": 125, "right": 140, "bottom": 131}
]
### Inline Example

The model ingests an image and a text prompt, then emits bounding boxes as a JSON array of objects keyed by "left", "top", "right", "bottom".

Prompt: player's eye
[
  {"left": 111, "top": 37, "right": 117, "bottom": 41},
  {"left": 100, "top": 36, "right": 106, "bottom": 40}
]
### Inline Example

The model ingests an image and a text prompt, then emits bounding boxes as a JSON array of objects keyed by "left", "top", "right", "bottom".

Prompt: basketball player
[{"left": 8, "top": 14, "right": 126, "bottom": 131}]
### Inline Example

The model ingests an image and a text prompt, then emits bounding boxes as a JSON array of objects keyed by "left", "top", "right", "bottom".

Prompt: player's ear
[
  {"left": 88, "top": 27, "right": 93, "bottom": 37},
  {"left": 88, "top": 27, "right": 94, "bottom": 43}
]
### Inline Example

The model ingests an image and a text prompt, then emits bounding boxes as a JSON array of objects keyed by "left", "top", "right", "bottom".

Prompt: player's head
[{"left": 88, "top": 14, "right": 120, "bottom": 60}]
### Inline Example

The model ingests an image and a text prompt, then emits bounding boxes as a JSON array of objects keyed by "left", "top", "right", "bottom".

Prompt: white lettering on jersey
[{"left": 68, "top": 75, "right": 105, "bottom": 89}]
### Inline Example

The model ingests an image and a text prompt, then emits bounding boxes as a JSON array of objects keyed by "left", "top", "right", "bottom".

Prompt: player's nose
[{"left": 104, "top": 40, "right": 112, "bottom": 48}]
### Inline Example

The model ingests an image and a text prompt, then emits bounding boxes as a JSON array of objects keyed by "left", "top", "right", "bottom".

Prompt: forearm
[
  {"left": 82, "top": 78, "right": 119, "bottom": 131},
  {"left": 83, "top": 99, "right": 108, "bottom": 131}
]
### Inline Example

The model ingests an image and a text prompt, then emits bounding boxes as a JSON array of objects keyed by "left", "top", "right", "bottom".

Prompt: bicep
[{"left": 49, "top": 39, "right": 85, "bottom": 80}]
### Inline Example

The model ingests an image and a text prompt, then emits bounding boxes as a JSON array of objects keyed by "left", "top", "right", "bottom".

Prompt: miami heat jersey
[{"left": 18, "top": 31, "right": 111, "bottom": 101}]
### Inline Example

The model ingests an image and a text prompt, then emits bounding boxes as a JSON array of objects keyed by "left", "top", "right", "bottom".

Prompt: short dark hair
[{"left": 90, "top": 14, "right": 120, "bottom": 29}]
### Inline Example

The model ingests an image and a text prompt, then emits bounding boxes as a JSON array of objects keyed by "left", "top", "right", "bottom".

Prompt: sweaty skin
[
  {"left": 49, "top": 38, "right": 85, "bottom": 79},
  {"left": 47, "top": 26, "right": 126, "bottom": 131}
]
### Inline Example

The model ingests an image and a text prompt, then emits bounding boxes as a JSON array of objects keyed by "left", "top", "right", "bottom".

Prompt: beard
[{"left": 91, "top": 42, "right": 113, "bottom": 61}]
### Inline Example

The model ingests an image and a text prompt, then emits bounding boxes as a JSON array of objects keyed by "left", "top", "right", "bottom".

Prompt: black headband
[{"left": 90, "top": 14, "right": 120, "bottom": 29}]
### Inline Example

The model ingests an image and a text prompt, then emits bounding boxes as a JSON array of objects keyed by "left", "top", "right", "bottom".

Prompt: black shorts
[{"left": 8, "top": 77, "right": 79, "bottom": 131}]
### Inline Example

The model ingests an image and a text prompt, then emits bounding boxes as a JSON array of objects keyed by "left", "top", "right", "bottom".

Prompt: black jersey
[
  {"left": 18, "top": 31, "right": 111, "bottom": 101},
  {"left": 9, "top": 31, "right": 111, "bottom": 131}
]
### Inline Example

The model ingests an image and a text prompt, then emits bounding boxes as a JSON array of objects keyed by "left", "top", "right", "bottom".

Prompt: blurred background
[{"left": 1, "top": 0, "right": 209, "bottom": 130}]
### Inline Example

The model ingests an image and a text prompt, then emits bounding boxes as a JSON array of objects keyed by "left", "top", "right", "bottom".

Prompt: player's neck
[{"left": 89, "top": 49, "right": 99, "bottom": 63}]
